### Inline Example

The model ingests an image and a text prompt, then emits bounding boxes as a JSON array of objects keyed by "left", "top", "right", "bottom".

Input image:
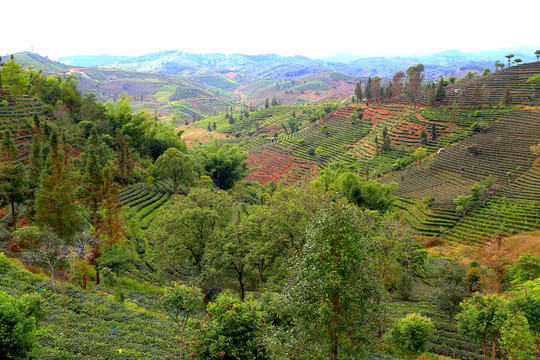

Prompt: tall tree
[
  {"left": 354, "top": 81, "right": 363, "bottom": 102},
  {"left": 535, "top": 50, "right": 540, "bottom": 61},
  {"left": 0, "top": 131, "right": 27, "bottom": 231},
  {"left": 505, "top": 54, "right": 514, "bottom": 68},
  {"left": 405, "top": 64, "right": 425, "bottom": 109},
  {"left": 391, "top": 71, "right": 405, "bottom": 100},
  {"left": 34, "top": 130, "right": 82, "bottom": 238},
  {"left": 371, "top": 77, "right": 381, "bottom": 103},
  {"left": 514, "top": 58, "right": 522, "bottom": 65},
  {"left": 269, "top": 198, "right": 383, "bottom": 359}
]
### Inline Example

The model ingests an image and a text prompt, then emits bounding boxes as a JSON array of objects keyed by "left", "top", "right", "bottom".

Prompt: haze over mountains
[{"left": 58, "top": 45, "right": 539, "bottom": 80}]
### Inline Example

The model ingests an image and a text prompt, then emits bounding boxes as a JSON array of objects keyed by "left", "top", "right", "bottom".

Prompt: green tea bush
[{"left": 391, "top": 313, "right": 434, "bottom": 355}]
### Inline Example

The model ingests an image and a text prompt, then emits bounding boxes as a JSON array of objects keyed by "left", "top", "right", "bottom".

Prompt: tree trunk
[{"left": 11, "top": 199, "right": 16, "bottom": 232}]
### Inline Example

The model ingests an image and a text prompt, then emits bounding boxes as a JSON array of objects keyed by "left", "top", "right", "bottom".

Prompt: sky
[{"left": 2, "top": 0, "right": 539, "bottom": 60}]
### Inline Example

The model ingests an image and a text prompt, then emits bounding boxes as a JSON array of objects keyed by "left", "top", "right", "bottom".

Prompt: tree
[
  {"left": 502, "top": 83, "right": 513, "bottom": 105},
  {"left": 391, "top": 71, "right": 405, "bottom": 100},
  {"left": 154, "top": 148, "right": 195, "bottom": 194},
  {"left": 34, "top": 131, "right": 82, "bottom": 239},
  {"left": 196, "top": 142, "right": 249, "bottom": 190},
  {"left": 113, "top": 132, "right": 134, "bottom": 185},
  {"left": 0, "top": 60, "right": 27, "bottom": 96},
  {"left": 535, "top": 50, "right": 540, "bottom": 61},
  {"left": 194, "top": 292, "right": 266, "bottom": 360},
  {"left": 269, "top": 198, "right": 383, "bottom": 359},
  {"left": 434, "top": 77, "right": 446, "bottom": 105},
  {"left": 457, "top": 293, "right": 508, "bottom": 360},
  {"left": 320, "top": 124, "right": 330, "bottom": 136},
  {"left": 381, "top": 126, "right": 391, "bottom": 151},
  {"left": 506, "top": 279, "right": 540, "bottom": 355},
  {"left": 509, "top": 254, "right": 540, "bottom": 283},
  {"left": 0, "top": 291, "right": 37, "bottom": 359},
  {"left": 161, "top": 283, "right": 203, "bottom": 360},
  {"left": 420, "top": 129, "right": 428, "bottom": 145},
  {"left": 354, "top": 81, "right": 363, "bottom": 101},
  {"left": 148, "top": 188, "right": 234, "bottom": 298},
  {"left": 265, "top": 98, "right": 269, "bottom": 108},
  {"left": 391, "top": 313, "right": 434, "bottom": 355},
  {"left": 514, "top": 58, "right": 522, "bottom": 66},
  {"left": 371, "top": 77, "right": 381, "bottom": 103},
  {"left": 471, "top": 83, "right": 483, "bottom": 108},
  {"left": 495, "top": 61, "right": 505, "bottom": 71},
  {"left": 499, "top": 312, "right": 535, "bottom": 360},
  {"left": 405, "top": 64, "right": 425, "bottom": 109},
  {"left": 432, "top": 259, "right": 470, "bottom": 320},
  {"left": 0, "top": 131, "right": 27, "bottom": 231},
  {"left": 505, "top": 54, "right": 514, "bottom": 68}
]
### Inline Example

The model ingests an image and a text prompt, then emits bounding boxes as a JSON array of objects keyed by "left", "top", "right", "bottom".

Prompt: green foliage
[
  {"left": 395, "top": 273, "right": 413, "bottom": 300},
  {"left": 267, "top": 198, "right": 383, "bottom": 359},
  {"left": 161, "top": 283, "right": 203, "bottom": 360},
  {"left": 391, "top": 313, "right": 434, "bottom": 354},
  {"left": 499, "top": 312, "right": 535, "bottom": 360},
  {"left": 509, "top": 254, "right": 540, "bottom": 283},
  {"left": 154, "top": 147, "right": 195, "bottom": 193},
  {"left": 0, "top": 291, "right": 37, "bottom": 359},
  {"left": 507, "top": 279, "right": 540, "bottom": 335},
  {"left": 0, "top": 60, "right": 28, "bottom": 96},
  {"left": 0, "top": 253, "right": 14, "bottom": 274},
  {"left": 195, "top": 142, "right": 249, "bottom": 190},
  {"left": 194, "top": 291, "right": 266, "bottom": 360},
  {"left": 457, "top": 293, "right": 508, "bottom": 359},
  {"left": 432, "top": 259, "right": 470, "bottom": 320},
  {"left": 98, "top": 244, "right": 133, "bottom": 277}
]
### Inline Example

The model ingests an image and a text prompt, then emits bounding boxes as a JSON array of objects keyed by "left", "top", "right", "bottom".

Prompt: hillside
[
  {"left": 58, "top": 47, "right": 539, "bottom": 80},
  {"left": 7, "top": 52, "right": 238, "bottom": 123}
]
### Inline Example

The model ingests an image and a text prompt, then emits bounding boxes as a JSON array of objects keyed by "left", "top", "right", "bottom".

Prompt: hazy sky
[{"left": 2, "top": 0, "right": 538, "bottom": 60}]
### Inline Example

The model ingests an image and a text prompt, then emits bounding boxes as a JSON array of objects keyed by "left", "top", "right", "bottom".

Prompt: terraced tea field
[
  {"left": 0, "top": 90, "right": 43, "bottom": 165},
  {"left": 118, "top": 182, "right": 175, "bottom": 229}
]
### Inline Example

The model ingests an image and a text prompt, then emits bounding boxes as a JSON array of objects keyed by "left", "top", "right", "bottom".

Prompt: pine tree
[
  {"left": 0, "top": 131, "right": 26, "bottom": 231},
  {"left": 435, "top": 77, "right": 446, "bottom": 106},
  {"left": 265, "top": 98, "right": 269, "bottom": 109},
  {"left": 113, "top": 132, "right": 133, "bottom": 185},
  {"left": 34, "top": 131, "right": 81, "bottom": 238},
  {"left": 354, "top": 82, "right": 363, "bottom": 102}
]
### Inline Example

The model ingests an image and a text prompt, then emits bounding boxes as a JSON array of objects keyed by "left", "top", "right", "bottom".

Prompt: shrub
[
  {"left": 391, "top": 313, "right": 434, "bottom": 354},
  {"left": 0, "top": 291, "right": 37, "bottom": 359},
  {"left": 395, "top": 272, "right": 413, "bottom": 300},
  {"left": 0, "top": 252, "right": 13, "bottom": 274},
  {"left": 194, "top": 291, "right": 266, "bottom": 360},
  {"left": 0, "top": 100, "right": 8, "bottom": 106},
  {"left": 499, "top": 312, "right": 535, "bottom": 360}
]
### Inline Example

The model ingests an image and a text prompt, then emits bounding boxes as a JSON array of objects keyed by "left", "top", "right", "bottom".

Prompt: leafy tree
[
  {"left": 432, "top": 259, "right": 470, "bottom": 320},
  {"left": 514, "top": 58, "right": 522, "bottom": 65},
  {"left": 405, "top": 64, "right": 425, "bottom": 109},
  {"left": 381, "top": 126, "right": 391, "bottom": 151},
  {"left": 506, "top": 279, "right": 540, "bottom": 354},
  {"left": 148, "top": 188, "right": 234, "bottom": 298},
  {"left": 112, "top": 132, "right": 134, "bottom": 185},
  {"left": 434, "top": 77, "right": 446, "bottom": 105},
  {"left": 495, "top": 61, "right": 505, "bottom": 71},
  {"left": 509, "top": 254, "right": 540, "bottom": 283},
  {"left": 194, "top": 292, "right": 266, "bottom": 360},
  {"left": 196, "top": 142, "right": 249, "bottom": 190},
  {"left": 320, "top": 124, "right": 330, "bottom": 136},
  {"left": 391, "top": 313, "right": 434, "bottom": 355},
  {"left": 0, "top": 60, "right": 27, "bottom": 96},
  {"left": 265, "top": 98, "right": 269, "bottom": 108},
  {"left": 270, "top": 198, "right": 383, "bottom": 359},
  {"left": 0, "top": 291, "right": 37, "bottom": 359},
  {"left": 535, "top": 50, "right": 540, "bottom": 61},
  {"left": 499, "top": 312, "right": 535, "bottom": 360},
  {"left": 154, "top": 148, "right": 195, "bottom": 193},
  {"left": 457, "top": 293, "right": 508, "bottom": 360},
  {"left": 161, "top": 283, "right": 203, "bottom": 360}
]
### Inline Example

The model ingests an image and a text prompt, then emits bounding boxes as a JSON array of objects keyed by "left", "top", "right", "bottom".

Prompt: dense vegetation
[{"left": 0, "top": 54, "right": 539, "bottom": 360}]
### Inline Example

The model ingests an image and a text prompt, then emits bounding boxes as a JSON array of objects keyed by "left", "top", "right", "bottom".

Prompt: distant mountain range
[{"left": 59, "top": 46, "right": 539, "bottom": 81}]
